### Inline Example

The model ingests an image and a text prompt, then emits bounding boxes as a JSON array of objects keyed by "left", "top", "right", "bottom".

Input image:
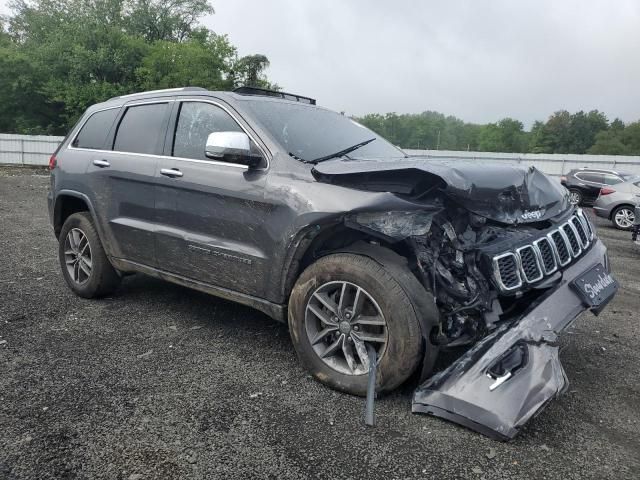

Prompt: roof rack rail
[
  {"left": 233, "top": 86, "right": 316, "bottom": 105},
  {"left": 109, "top": 87, "right": 207, "bottom": 101}
]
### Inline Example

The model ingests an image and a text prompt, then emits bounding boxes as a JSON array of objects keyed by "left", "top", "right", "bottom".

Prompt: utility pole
[{"left": 436, "top": 130, "right": 441, "bottom": 150}]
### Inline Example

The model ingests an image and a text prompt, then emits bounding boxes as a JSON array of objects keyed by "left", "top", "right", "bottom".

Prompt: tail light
[
  {"left": 599, "top": 187, "right": 615, "bottom": 196},
  {"left": 48, "top": 154, "right": 57, "bottom": 170},
  {"left": 560, "top": 176, "right": 567, "bottom": 183}
]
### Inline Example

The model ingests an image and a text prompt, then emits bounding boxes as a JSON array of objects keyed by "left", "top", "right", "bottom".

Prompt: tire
[
  {"left": 568, "top": 189, "right": 583, "bottom": 206},
  {"left": 611, "top": 205, "right": 635, "bottom": 231},
  {"left": 58, "top": 212, "right": 120, "bottom": 298},
  {"left": 288, "top": 253, "right": 425, "bottom": 396}
]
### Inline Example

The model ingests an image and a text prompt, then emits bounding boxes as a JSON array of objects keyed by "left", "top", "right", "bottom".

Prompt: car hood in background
[{"left": 312, "top": 157, "right": 570, "bottom": 224}]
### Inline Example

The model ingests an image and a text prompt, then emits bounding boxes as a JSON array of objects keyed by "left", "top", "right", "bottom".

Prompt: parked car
[
  {"left": 593, "top": 177, "right": 640, "bottom": 230},
  {"left": 561, "top": 168, "right": 633, "bottom": 206},
  {"left": 47, "top": 86, "right": 617, "bottom": 439},
  {"left": 632, "top": 206, "right": 640, "bottom": 246}
]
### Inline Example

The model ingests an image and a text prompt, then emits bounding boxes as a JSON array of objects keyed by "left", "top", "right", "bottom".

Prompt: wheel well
[
  {"left": 54, "top": 195, "right": 90, "bottom": 237},
  {"left": 282, "top": 223, "right": 415, "bottom": 301},
  {"left": 610, "top": 204, "right": 635, "bottom": 220}
]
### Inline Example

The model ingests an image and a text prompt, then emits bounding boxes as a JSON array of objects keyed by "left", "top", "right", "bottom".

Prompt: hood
[{"left": 312, "top": 157, "right": 570, "bottom": 224}]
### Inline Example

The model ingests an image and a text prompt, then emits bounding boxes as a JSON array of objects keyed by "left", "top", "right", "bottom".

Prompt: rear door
[
  {"left": 154, "top": 99, "right": 271, "bottom": 296},
  {"left": 575, "top": 172, "right": 604, "bottom": 203},
  {"left": 83, "top": 100, "right": 171, "bottom": 266}
]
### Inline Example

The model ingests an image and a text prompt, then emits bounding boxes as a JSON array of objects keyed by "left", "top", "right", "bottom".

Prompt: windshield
[{"left": 241, "top": 100, "right": 405, "bottom": 162}]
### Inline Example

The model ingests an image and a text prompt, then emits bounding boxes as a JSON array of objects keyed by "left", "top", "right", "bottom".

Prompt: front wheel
[
  {"left": 288, "top": 253, "right": 426, "bottom": 396},
  {"left": 612, "top": 205, "right": 635, "bottom": 230}
]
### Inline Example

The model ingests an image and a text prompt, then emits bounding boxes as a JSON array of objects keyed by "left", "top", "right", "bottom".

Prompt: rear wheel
[
  {"left": 58, "top": 212, "right": 120, "bottom": 298},
  {"left": 612, "top": 205, "right": 635, "bottom": 230},
  {"left": 568, "top": 189, "right": 582, "bottom": 205},
  {"left": 288, "top": 253, "right": 426, "bottom": 396}
]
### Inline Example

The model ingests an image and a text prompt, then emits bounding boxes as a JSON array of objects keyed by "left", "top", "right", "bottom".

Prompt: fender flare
[{"left": 53, "top": 190, "right": 105, "bottom": 243}]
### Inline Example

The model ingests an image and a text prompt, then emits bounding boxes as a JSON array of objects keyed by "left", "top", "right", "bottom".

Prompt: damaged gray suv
[{"left": 48, "top": 86, "right": 618, "bottom": 439}]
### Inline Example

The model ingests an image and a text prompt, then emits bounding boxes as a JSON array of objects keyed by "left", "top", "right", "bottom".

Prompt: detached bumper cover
[{"left": 412, "top": 239, "right": 615, "bottom": 440}]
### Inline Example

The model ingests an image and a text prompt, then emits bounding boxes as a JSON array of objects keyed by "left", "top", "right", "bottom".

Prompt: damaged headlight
[{"left": 352, "top": 210, "right": 436, "bottom": 239}]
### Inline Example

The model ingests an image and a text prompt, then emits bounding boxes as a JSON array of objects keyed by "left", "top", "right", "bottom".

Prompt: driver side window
[{"left": 173, "top": 102, "right": 243, "bottom": 161}]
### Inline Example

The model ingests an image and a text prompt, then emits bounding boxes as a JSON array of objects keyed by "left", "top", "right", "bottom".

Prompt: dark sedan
[{"left": 561, "top": 168, "right": 632, "bottom": 206}]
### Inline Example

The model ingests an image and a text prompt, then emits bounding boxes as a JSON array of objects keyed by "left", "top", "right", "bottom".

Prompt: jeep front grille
[
  {"left": 493, "top": 253, "right": 522, "bottom": 290},
  {"left": 493, "top": 210, "right": 594, "bottom": 292}
]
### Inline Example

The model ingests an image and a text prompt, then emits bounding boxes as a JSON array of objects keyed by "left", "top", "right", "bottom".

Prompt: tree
[
  {"left": 136, "top": 34, "right": 236, "bottom": 91},
  {"left": 230, "top": 54, "right": 276, "bottom": 89},
  {"left": 480, "top": 118, "right": 527, "bottom": 152},
  {"left": 123, "top": 0, "right": 214, "bottom": 42},
  {"left": 620, "top": 122, "right": 640, "bottom": 155},
  {"left": 588, "top": 130, "right": 627, "bottom": 155},
  {"left": 0, "top": 0, "right": 275, "bottom": 134},
  {"left": 566, "top": 110, "right": 608, "bottom": 154}
]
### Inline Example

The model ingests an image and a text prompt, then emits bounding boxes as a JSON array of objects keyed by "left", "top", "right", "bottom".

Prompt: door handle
[
  {"left": 92, "top": 159, "right": 110, "bottom": 168},
  {"left": 160, "top": 168, "right": 183, "bottom": 178}
]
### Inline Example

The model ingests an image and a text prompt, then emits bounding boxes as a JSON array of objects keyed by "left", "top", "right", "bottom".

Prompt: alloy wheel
[
  {"left": 64, "top": 228, "right": 93, "bottom": 285},
  {"left": 614, "top": 208, "right": 635, "bottom": 229},
  {"left": 305, "top": 281, "right": 388, "bottom": 375},
  {"left": 569, "top": 191, "right": 581, "bottom": 205}
]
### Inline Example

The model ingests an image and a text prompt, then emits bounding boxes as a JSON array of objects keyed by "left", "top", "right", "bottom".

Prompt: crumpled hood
[{"left": 312, "top": 157, "right": 570, "bottom": 224}]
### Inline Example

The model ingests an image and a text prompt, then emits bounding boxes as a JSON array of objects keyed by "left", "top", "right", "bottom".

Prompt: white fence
[
  {"left": 404, "top": 149, "right": 640, "bottom": 176},
  {"left": 0, "top": 133, "right": 65, "bottom": 166},
  {"left": 2, "top": 133, "right": 640, "bottom": 175}
]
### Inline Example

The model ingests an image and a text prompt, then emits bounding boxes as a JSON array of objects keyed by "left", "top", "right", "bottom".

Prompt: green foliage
[
  {"left": 231, "top": 54, "right": 278, "bottom": 90},
  {"left": 358, "top": 111, "right": 481, "bottom": 151},
  {"left": 477, "top": 118, "right": 527, "bottom": 153},
  {"left": 0, "top": 0, "right": 274, "bottom": 134},
  {"left": 528, "top": 110, "right": 609, "bottom": 154},
  {"left": 590, "top": 121, "right": 640, "bottom": 155},
  {"left": 358, "top": 109, "right": 640, "bottom": 156}
]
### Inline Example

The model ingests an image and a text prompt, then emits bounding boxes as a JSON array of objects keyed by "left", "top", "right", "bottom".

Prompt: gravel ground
[{"left": 1, "top": 167, "right": 639, "bottom": 480}]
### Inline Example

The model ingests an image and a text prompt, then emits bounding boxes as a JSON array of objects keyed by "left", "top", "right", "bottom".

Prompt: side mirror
[{"left": 205, "top": 131, "right": 263, "bottom": 168}]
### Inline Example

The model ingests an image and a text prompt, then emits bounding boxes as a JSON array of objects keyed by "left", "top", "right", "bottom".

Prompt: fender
[
  {"left": 53, "top": 190, "right": 110, "bottom": 253},
  {"left": 335, "top": 241, "right": 441, "bottom": 381}
]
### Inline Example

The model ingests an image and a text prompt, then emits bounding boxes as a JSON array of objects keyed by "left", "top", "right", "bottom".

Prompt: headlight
[{"left": 351, "top": 210, "right": 437, "bottom": 239}]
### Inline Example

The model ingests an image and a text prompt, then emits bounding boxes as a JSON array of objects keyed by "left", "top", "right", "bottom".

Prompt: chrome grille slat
[
  {"left": 549, "top": 230, "right": 571, "bottom": 266},
  {"left": 493, "top": 212, "right": 593, "bottom": 292},
  {"left": 516, "top": 245, "right": 543, "bottom": 283},
  {"left": 493, "top": 252, "right": 522, "bottom": 291},
  {"left": 577, "top": 208, "right": 594, "bottom": 240},
  {"left": 561, "top": 223, "right": 582, "bottom": 257},
  {"left": 570, "top": 216, "right": 589, "bottom": 248},
  {"left": 533, "top": 237, "right": 557, "bottom": 274}
]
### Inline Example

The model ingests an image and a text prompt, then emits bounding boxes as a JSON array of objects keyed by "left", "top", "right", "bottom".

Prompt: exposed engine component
[{"left": 350, "top": 203, "right": 595, "bottom": 348}]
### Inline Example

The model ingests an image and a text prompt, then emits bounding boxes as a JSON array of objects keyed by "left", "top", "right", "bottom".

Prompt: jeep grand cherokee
[{"left": 48, "top": 86, "right": 618, "bottom": 439}]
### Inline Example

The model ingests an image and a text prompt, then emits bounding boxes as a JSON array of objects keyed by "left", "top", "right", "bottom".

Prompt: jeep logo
[{"left": 521, "top": 209, "right": 545, "bottom": 220}]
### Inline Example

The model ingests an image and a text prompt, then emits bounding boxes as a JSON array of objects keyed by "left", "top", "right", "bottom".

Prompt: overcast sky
[{"left": 2, "top": 1, "right": 639, "bottom": 127}]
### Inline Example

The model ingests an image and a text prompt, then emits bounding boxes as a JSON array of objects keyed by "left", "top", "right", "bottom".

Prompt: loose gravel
[{"left": 1, "top": 167, "right": 639, "bottom": 479}]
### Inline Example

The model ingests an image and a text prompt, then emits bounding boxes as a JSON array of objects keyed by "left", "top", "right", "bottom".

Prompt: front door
[{"left": 154, "top": 99, "right": 271, "bottom": 297}]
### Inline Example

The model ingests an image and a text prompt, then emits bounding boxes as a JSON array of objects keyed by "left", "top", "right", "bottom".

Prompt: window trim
[
  {"left": 68, "top": 97, "right": 270, "bottom": 171},
  {"left": 575, "top": 172, "right": 604, "bottom": 184},
  {"left": 111, "top": 100, "right": 172, "bottom": 156},
  {"left": 169, "top": 98, "right": 270, "bottom": 170},
  {"left": 69, "top": 105, "right": 121, "bottom": 151},
  {"left": 602, "top": 174, "right": 622, "bottom": 185}
]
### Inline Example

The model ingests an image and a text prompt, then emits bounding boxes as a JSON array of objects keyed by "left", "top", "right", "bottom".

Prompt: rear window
[
  {"left": 113, "top": 103, "right": 169, "bottom": 154},
  {"left": 603, "top": 174, "right": 623, "bottom": 185},
  {"left": 576, "top": 172, "right": 604, "bottom": 183},
  {"left": 72, "top": 108, "right": 119, "bottom": 150}
]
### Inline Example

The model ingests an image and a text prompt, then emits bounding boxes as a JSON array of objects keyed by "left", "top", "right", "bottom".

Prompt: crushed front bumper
[{"left": 412, "top": 239, "right": 616, "bottom": 440}]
